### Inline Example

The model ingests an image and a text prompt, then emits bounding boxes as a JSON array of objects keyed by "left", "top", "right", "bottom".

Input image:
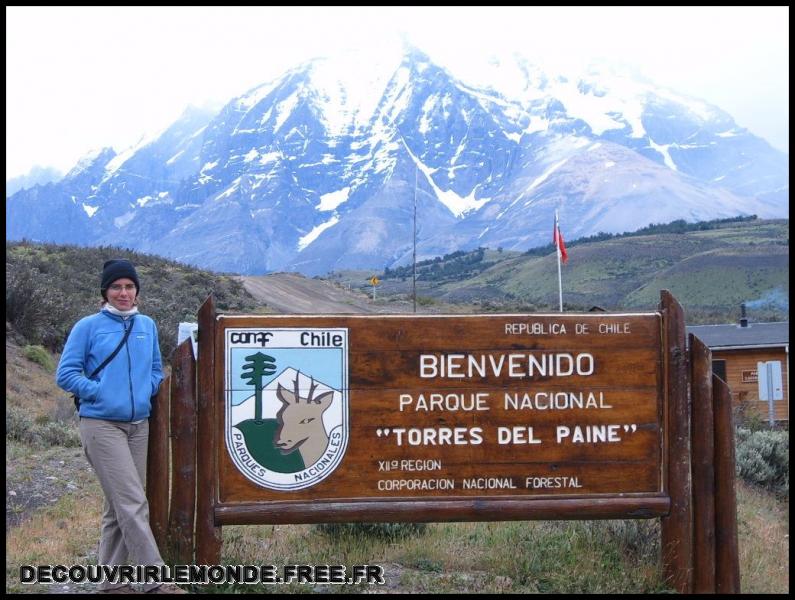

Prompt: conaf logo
[{"left": 225, "top": 328, "right": 349, "bottom": 490}]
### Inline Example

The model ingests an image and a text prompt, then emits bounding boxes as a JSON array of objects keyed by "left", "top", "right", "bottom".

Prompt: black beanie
[{"left": 101, "top": 259, "right": 140, "bottom": 295}]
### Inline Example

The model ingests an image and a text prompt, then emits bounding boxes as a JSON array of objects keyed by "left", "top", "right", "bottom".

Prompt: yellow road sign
[{"left": 369, "top": 276, "right": 380, "bottom": 286}]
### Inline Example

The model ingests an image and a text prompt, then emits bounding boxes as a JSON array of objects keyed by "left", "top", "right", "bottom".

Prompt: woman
[{"left": 56, "top": 259, "right": 186, "bottom": 594}]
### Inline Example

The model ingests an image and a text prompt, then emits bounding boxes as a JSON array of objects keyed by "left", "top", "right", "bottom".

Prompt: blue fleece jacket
[{"left": 56, "top": 309, "right": 163, "bottom": 421}]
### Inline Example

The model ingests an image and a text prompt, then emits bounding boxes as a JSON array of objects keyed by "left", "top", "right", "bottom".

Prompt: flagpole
[
  {"left": 556, "top": 210, "right": 563, "bottom": 312},
  {"left": 413, "top": 166, "right": 418, "bottom": 314}
]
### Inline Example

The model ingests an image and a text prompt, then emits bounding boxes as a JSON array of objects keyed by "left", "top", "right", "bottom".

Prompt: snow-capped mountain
[
  {"left": 7, "top": 46, "right": 788, "bottom": 275},
  {"left": 6, "top": 166, "right": 63, "bottom": 197}
]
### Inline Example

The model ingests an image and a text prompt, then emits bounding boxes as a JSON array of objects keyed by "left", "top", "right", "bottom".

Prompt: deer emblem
[{"left": 275, "top": 371, "right": 334, "bottom": 467}]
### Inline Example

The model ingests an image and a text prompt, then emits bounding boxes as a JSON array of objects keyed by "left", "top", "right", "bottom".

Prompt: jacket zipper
[{"left": 124, "top": 319, "right": 135, "bottom": 421}]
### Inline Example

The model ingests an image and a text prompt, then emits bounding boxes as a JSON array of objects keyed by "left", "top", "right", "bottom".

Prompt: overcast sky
[{"left": 6, "top": 6, "right": 789, "bottom": 180}]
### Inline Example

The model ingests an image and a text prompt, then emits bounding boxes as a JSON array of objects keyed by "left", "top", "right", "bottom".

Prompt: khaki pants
[{"left": 79, "top": 417, "right": 164, "bottom": 591}]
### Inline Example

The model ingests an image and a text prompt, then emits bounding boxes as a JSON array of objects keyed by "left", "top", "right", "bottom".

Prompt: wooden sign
[
  {"left": 741, "top": 370, "right": 757, "bottom": 384},
  {"left": 214, "top": 313, "right": 666, "bottom": 523},
  {"left": 152, "top": 293, "right": 740, "bottom": 591}
]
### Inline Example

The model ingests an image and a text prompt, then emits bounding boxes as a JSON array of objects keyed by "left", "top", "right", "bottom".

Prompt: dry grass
[
  {"left": 215, "top": 519, "right": 669, "bottom": 593},
  {"left": 4, "top": 473, "right": 790, "bottom": 594},
  {"left": 5, "top": 477, "right": 104, "bottom": 593},
  {"left": 736, "top": 480, "right": 789, "bottom": 593},
  {"left": 6, "top": 340, "right": 63, "bottom": 420},
  {"left": 7, "top": 486, "right": 103, "bottom": 559}
]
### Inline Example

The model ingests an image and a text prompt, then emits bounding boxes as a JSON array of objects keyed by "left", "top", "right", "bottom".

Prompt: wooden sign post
[{"left": 146, "top": 291, "right": 740, "bottom": 593}]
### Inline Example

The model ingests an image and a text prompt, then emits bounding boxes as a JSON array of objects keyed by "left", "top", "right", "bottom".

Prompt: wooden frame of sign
[{"left": 176, "top": 291, "right": 740, "bottom": 593}]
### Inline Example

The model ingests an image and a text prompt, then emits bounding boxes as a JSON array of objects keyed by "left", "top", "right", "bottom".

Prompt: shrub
[
  {"left": 34, "top": 420, "right": 81, "bottom": 448},
  {"left": 6, "top": 406, "right": 35, "bottom": 442},
  {"left": 6, "top": 261, "right": 71, "bottom": 350},
  {"left": 735, "top": 427, "right": 789, "bottom": 497},
  {"left": 5, "top": 405, "right": 80, "bottom": 448},
  {"left": 733, "top": 403, "right": 770, "bottom": 432},
  {"left": 23, "top": 344, "right": 55, "bottom": 372},
  {"left": 315, "top": 522, "right": 427, "bottom": 540},
  {"left": 600, "top": 520, "right": 659, "bottom": 565},
  {"left": 53, "top": 395, "right": 78, "bottom": 423}
]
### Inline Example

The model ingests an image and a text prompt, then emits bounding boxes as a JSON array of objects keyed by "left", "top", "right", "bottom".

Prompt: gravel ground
[
  {"left": 6, "top": 442, "right": 105, "bottom": 593},
  {"left": 6, "top": 444, "right": 95, "bottom": 529}
]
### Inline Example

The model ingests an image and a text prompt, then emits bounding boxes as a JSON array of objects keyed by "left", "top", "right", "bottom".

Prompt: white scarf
[{"left": 104, "top": 305, "right": 140, "bottom": 319}]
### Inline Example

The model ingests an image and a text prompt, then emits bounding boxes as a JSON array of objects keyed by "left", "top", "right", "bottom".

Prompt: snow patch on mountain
[
  {"left": 298, "top": 215, "right": 340, "bottom": 250},
  {"left": 217, "top": 178, "right": 241, "bottom": 200},
  {"left": 498, "top": 157, "right": 570, "bottom": 219},
  {"left": 403, "top": 140, "right": 489, "bottom": 217},
  {"left": 418, "top": 95, "right": 437, "bottom": 134},
  {"left": 549, "top": 73, "right": 646, "bottom": 137},
  {"left": 236, "top": 80, "right": 280, "bottom": 111},
  {"left": 648, "top": 139, "right": 678, "bottom": 171},
  {"left": 65, "top": 148, "right": 108, "bottom": 179},
  {"left": 104, "top": 126, "right": 168, "bottom": 179},
  {"left": 317, "top": 187, "right": 350, "bottom": 211},
  {"left": 166, "top": 150, "right": 185, "bottom": 165},
  {"left": 308, "top": 51, "right": 402, "bottom": 137},
  {"left": 653, "top": 87, "right": 716, "bottom": 122},
  {"left": 198, "top": 160, "right": 219, "bottom": 184},
  {"left": 114, "top": 211, "right": 136, "bottom": 228},
  {"left": 259, "top": 151, "right": 280, "bottom": 165},
  {"left": 273, "top": 92, "right": 300, "bottom": 132}
]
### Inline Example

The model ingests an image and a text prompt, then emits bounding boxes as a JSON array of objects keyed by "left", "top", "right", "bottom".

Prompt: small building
[{"left": 687, "top": 306, "right": 789, "bottom": 424}]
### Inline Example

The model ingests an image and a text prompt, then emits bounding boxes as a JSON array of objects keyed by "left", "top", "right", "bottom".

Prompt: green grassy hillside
[{"left": 351, "top": 218, "right": 788, "bottom": 321}]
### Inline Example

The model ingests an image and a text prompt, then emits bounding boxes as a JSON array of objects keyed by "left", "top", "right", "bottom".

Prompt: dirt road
[{"left": 239, "top": 273, "right": 412, "bottom": 314}]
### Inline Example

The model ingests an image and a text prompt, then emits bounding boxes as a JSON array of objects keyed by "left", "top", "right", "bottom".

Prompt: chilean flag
[{"left": 553, "top": 212, "right": 568, "bottom": 264}]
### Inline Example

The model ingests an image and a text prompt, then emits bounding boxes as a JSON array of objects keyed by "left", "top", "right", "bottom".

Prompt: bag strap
[{"left": 87, "top": 316, "right": 135, "bottom": 379}]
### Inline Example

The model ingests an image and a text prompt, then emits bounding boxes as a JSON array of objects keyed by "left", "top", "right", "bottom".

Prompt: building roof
[{"left": 686, "top": 322, "right": 789, "bottom": 349}]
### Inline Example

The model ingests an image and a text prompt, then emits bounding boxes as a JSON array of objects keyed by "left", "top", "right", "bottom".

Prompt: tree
[{"left": 240, "top": 352, "right": 277, "bottom": 422}]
